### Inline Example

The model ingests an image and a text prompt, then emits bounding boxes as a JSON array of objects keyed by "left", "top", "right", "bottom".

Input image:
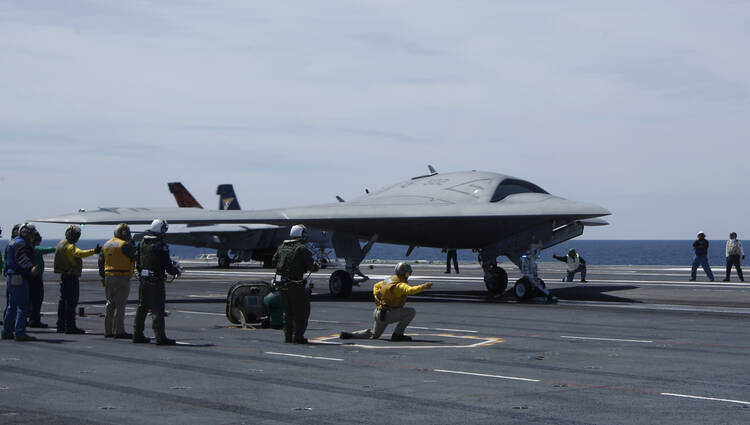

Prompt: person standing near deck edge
[
  {"left": 690, "top": 232, "right": 714, "bottom": 282},
  {"left": 723, "top": 232, "right": 744, "bottom": 282}
]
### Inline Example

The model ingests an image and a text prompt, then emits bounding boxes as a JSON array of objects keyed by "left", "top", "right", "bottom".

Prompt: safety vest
[
  {"left": 103, "top": 237, "right": 135, "bottom": 276},
  {"left": 54, "top": 240, "right": 81, "bottom": 275},
  {"left": 728, "top": 239, "right": 742, "bottom": 256},
  {"left": 375, "top": 278, "right": 408, "bottom": 309},
  {"left": 275, "top": 241, "right": 310, "bottom": 281},
  {"left": 139, "top": 237, "right": 165, "bottom": 277},
  {"left": 566, "top": 254, "right": 581, "bottom": 272}
]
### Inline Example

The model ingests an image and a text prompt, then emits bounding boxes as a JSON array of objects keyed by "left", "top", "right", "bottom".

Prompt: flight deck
[{"left": 1, "top": 261, "right": 749, "bottom": 424}]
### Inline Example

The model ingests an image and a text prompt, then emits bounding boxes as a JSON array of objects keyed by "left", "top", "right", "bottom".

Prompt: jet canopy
[{"left": 490, "top": 178, "right": 548, "bottom": 203}]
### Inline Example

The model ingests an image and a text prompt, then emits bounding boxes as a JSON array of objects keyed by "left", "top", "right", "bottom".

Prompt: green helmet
[
  {"left": 568, "top": 248, "right": 576, "bottom": 254},
  {"left": 114, "top": 223, "right": 132, "bottom": 241},
  {"left": 395, "top": 262, "right": 412, "bottom": 277}
]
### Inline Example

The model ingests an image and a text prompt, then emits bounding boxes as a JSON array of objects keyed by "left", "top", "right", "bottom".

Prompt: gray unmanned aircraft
[{"left": 35, "top": 167, "right": 610, "bottom": 302}]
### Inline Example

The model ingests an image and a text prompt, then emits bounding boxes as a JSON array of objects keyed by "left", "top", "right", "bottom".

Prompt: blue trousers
[
  {"left": 566, "top": 265, "right": 587, "bottom": 282},
  {"left": 2, "top": 275, "right": 31, "bottom": 337},
  {"left": 691, "top": 255, "right": 714, "bottom": 279},
  {"left": 57, "top": 274, "right": 80, "bottom": 331}
]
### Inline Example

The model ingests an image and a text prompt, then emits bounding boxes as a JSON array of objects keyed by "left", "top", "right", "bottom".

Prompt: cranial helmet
[
  {"left": 697, "top": 231, "right": 705, "bottom": 238},
  {"left": 149, "top": 219, "right": 168, "bottom": 234},
  {"left": 115, "top": 223, "right": 132, "bottom": 240},
  {"left": 65, "top": 225, "right": 82, "bottom": 243},
  {"left": 290, "top": 224, "right": 307, "bottom": 239},
  {"left": 19, "top": 223, "right": 36, "bottom": 240},
  {"left": 394, "top": 262, "right": 412, "bottom": 278},
  {"left": 568, "top": 248, "right": 576, "bottom": 254},
  {"left": 32, "top": 229, "right": 42, "bottom": 245},
  {"left": 11, "top": 224, "right": 21, "bottom": 238}
]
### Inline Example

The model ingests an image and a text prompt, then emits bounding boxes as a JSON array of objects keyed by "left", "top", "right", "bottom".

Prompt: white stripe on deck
[
  {"left": 265, "top": 352, "right": 343, "bottom": 362},
  {"left": 661, "top": 393, "right": 750, "bottom": 405},
  {"left": 560, "top": 335, "right": 653, "bottom": 343},
  {"left": 434, "top": 369, "right": 540, "bottom": 382},
  {"left": 174, "top": 310, "right": 224, "bottom": 316}
]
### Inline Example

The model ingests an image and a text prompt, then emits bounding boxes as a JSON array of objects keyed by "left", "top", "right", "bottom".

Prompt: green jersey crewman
[
  {"left": 133, "top": 219, "right": 181, "bottom": 345},
  {"left": 272, "top": 224, "right": 319, "bottom": 344}
]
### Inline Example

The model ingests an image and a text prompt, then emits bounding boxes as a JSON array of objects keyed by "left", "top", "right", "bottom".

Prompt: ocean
[{"left": 1, "top": 239, "right": 741, "bottom": 267}]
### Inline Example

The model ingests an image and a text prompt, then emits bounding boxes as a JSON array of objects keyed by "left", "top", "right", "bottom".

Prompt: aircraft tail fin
[
  {"left": 168, "top": 182, "right": 203, "bottom": 209},
  {"left": 217, "top": 184, "right": 241, "bottom": 210}
]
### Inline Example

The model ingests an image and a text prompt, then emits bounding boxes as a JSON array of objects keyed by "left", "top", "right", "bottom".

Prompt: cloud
[{"left": 1, "top": 1, "right": 748, "bottom": 239}]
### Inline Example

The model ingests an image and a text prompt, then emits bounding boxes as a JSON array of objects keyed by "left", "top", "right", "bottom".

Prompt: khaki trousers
[
  {"left": 104, "top": 275, "right": 131, "bottom": 335},
  {"left": 351, "top": 306, "right": 416, "bottom": 339}
]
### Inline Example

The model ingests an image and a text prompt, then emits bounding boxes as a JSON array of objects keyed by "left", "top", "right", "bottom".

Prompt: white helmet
[
  {"left": 289, "top": 224, "right": 307, "bottom": 239},
  {"left": 150, "top": 219, "right": 169, "bottom": 234}
]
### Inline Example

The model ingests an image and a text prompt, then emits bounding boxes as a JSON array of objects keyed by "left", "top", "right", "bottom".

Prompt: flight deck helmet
[
  {"left": 65, "top": 225, "right": 82, "bottom": 243},
  {"left": 149, "top": 219, "right": 169, "bottom": 235},
  {"left": 697, "top": 231, "right": 706, "bottom": 239},
  {"left": 395, "top": 262, "right": 412, "bottom": 278},
  {"left": 19, "top": 223, "right": 36, "bottom": 241},
  {"left": 568, "top": 248, "right": 577, "bottom": 256},
  {"left": 290, "top": 224, "right": 307, "bottom": 239},
  {"left": 32, "top": 229, "right": 42, "bottom": 246},
  {"left": 11, "top": 224, "right": 21, "bottom": 239},
  {"left": 114, "top": 223, "right": 132, "bottom": 241}
]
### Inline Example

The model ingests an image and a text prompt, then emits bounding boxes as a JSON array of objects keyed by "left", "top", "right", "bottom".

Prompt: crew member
[
  {"left": 54, "top": 225, "right": 100, "bottom": 334},
  {"left": 0, "top": 225, "right": 3, "bottom": 326},
  {"left": 723, "top": 232, "right": 744, "bottom": 282},
  {"left": 444, "top": 248, "right": 459, "bottom": 274},
  {"left": 3, "top": 226, "right": 21, "bottom": 323},
  {"left": 133, "top": 219, "right": 181, "bottom": 345},
  {"left": 553, "top": 249, "right": 587, "bottom": 283},
  {"left": 28, "top": 230, "right": 55, "bottom": 328},
  {"left": 690, "top": 232, "right": 714, "bottom": 282},
  {"left": 271, "top": 224, "right": 318, "bottom": 344},
  {"left": 2, "top": 223, "right": 39, "bottom": 341},
  {"left": 340, "top": 262, "right": 432, "bottom": 341},
  {"left": 100, "top": 223, "right": 136, "bottom": 338},
  {"left": 2, "top": 224, "right": 20, "bottom": 277}
]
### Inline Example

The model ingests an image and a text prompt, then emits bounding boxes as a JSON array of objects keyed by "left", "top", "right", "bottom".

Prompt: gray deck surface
[{"left": 2, "top": 261, "right": 749, "bottom": 424}]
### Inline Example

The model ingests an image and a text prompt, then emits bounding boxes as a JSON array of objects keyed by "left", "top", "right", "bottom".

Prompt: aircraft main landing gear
[
  {"left": 329, "top": 270, "right": 353, "bottom": 299},
  {"left": 513, "top": 277, "right": 546, "bottom": 300},
  {"left": 483, "top": 265, "right": 508, "bottom": 295}
]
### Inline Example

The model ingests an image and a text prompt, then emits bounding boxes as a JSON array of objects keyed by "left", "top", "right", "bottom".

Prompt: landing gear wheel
[
  {"left": 484, "top": 266, "right": 508, "bottom": 295},
  {"left": 329, "top": 270, "right": 353, "bottom": 299},
  {"left": 218, "top": 255, "right": 230, "bottom": 268},
  {"left": 514, "top": 277, "right": 533, "bottom": 300}
]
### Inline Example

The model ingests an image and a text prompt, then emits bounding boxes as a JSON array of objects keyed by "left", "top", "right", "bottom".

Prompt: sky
[{"left": 1, "top": 0, "right": 748, "bottom": 240}]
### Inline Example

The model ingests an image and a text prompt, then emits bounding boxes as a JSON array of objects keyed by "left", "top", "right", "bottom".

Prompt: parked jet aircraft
[{"left": 36, "top": 168, "right": 609, "bottom": 302}]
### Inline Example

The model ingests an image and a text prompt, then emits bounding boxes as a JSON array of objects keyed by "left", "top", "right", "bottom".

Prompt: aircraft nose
[{"left": 545, "top": 197, "right": 611, "bottom": 218}]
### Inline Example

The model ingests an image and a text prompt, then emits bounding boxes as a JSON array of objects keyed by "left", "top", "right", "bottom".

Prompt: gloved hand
[
  {"left": 31, "top": 265, "right": 38, "bottom": 276},
  {"left": 94, "top": 244, "right": 102, "bottom": 254},
  {"left": 423, "top": 282, "right": 433, "bottom": 289}
]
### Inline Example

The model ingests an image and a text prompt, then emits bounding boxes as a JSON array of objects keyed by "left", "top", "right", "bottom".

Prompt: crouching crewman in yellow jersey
[{"left": 340, "top": 262, "right": 432, "bottom": 342}]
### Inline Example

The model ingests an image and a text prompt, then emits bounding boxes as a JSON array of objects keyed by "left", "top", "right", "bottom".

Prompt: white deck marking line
[
  {"left": 265, "top": 352, "right": 344, "bottom": 362},
  {"left": 661, "top": 393, "right": 750, "bottom": 405},
  {"left": 560, "top": 335, "right": 653, "bottom": 343},
  {"left": 309, "top": 319, "right": 342, "bottom": 324},
  {"left": 434, "top": 369, "right": 539, "bottom": 382},
  {"left": 174, "top": 310, "right": 224, "bottom": 316},
  {"left": 409, "top": 326, "right": 478, "bottom": 333}
]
